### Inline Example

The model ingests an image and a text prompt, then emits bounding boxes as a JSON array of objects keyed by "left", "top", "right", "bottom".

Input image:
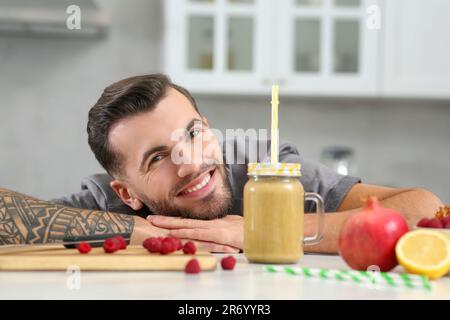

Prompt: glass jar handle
[{"left": 303, "top": 192, "right": 325, "bottom": 246}]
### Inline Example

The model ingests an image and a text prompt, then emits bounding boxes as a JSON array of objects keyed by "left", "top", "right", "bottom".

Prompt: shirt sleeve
[
  {"left": 49, "top": 174, "right": 150, "bottom": 218},
  {"left": 48, "top": 175, "right": 108, "bottom": 211},
  {"left": 49, "top": 189, "right": 101, "bottom": 211},
  {"left": 277, "top": 141, "right": 361, "bottom": 213}
]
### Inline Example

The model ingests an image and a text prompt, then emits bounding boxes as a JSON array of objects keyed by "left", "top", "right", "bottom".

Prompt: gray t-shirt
[{"left": 50, "top": 139, "right": 361, "bottom": 217}]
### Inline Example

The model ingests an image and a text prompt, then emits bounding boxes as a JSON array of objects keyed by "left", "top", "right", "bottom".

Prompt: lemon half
[{"left": 396, "top": 229, "right": 450, "bottom": 280}]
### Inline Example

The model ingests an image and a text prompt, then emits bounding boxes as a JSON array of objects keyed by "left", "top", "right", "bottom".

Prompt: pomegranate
[{"left": 338, "top": 196, "right": 409, "bottom": 272}]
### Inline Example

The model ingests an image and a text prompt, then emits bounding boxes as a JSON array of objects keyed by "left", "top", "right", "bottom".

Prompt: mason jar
[{"left": 243, "top": 163, "right": 324, "bottom": 264}]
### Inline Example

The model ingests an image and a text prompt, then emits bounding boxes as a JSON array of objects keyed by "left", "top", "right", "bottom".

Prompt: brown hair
[{"left": 87, "top": 73, "right": 200, "bottom": 177}]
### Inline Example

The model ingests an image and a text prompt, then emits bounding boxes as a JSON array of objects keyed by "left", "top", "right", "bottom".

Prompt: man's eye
[{"left": 150, "top": 155, "right": 164, "bottom": 164}]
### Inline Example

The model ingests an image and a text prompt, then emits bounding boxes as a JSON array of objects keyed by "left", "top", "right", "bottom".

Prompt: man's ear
[
  {"left": 202, "top": 116, "right": 209, "bottom": 127},
  {"left": 110, "top": 180, "right": 144, "bottom": 211}
]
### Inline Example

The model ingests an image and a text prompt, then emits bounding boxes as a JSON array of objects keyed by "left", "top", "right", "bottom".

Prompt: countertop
[{"left": 1, "top": 253, "right": 449, "bottom": 300}]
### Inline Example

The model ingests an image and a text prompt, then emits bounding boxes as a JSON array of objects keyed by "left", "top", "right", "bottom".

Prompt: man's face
[{"left": 109, "top": 88, "right": 232, "bottom": 219}]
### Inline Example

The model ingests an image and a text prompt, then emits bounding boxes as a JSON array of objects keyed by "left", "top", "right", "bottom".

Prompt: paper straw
[
  {"left": 271, "top": 85, "right": 279, "bottom": 164},
  {"left": 265, "top": 266, "right": 432, "bottom": 291}
]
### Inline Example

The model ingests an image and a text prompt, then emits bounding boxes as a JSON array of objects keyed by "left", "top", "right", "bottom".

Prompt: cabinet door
[
  {"left": 164, "top": 0, "right": 268, "bottom": 94},
  {"left": 276, "top": 0, "right": 379, "bottom": 96},
  {"left": 382, "top": 0, "right": 450, "bottom": 98}
]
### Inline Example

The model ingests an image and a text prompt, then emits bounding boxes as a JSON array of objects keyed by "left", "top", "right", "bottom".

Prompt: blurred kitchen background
[{"left": 0, "top": 0, "right": 449, "bottom": 203}]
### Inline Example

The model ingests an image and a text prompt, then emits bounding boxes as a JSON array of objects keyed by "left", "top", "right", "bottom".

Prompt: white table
[{"left": 0, "top": 254, "right": 449, "bottom": 300}]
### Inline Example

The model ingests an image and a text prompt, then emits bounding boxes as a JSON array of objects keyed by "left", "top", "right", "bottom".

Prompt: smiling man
[
  {"left": 0, "top": 74, "right": 444, "bottom": 252},
  {"left": 96, "top": 83, "right": 232, "bottom": 221}
]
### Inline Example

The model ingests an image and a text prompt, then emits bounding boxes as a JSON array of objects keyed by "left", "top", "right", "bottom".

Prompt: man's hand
[
  {"left": 130, "top": 216, "right": 170, "bottom": 245},
  {"left": 147, "top": 215, "right": 244, "bottom": 251},
  {"left": 134, "top": 216, "right": 240, "bottom": 252}
]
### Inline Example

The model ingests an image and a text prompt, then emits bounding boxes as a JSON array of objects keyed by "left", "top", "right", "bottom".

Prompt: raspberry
[
  {"left": 164, "top": 237, "right": 181, "bottom": 251},
  {"left": 114, "top": 235, "right": 127, "bottom": 250},
  {"left": 182, "top": 241, "right": 196, "bottom": 255},
  {"left": 169, "top": 237, "right": 183, "bottom": 251},
  {"left": 417, "top": 218, "right": 430, "bottom": 228},
  {"left": 143, "top": 237, "right": 162, "bottom": 253},
  {"left": 143, "top": 237, "right": 180, "bottom": 254},
  {"left": 427, "top": 218, "right": 443, "bottom": 229},
  {"left": 441, "top": 216, "right": 450, "bottom": 226},
  {"left": 445, "top": 221, "right": 450, "bottom": 229},
  {"left": 77, "top": 242, "right": 92, "bottom": 254},
  {"left": 160, "top": 238, "right": 177, "bottom": 255},
  {"left": 221, "top": 256, "right": 236, "bottom": 270},
  {"left": 142, "top": 238, "right": 150, "bottom": 249},
  {"left": 185, "top": 258, "right": 201, "bottom": 274},
  {"left": 103, "top": 238, "right": 120, "bottom": 253}
]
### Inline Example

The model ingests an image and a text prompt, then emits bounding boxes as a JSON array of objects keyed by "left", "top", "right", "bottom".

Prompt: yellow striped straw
[{"left": 271, "top": 85, "right": 279, "bottom": 164}]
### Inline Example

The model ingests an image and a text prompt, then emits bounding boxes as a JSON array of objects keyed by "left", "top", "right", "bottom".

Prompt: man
[{"left": 0, "top": 74, "right": 444, "bottom": 253}]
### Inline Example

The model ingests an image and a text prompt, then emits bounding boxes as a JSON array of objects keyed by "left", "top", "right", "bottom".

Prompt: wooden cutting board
[{"left": 0, "top": 245, "right": 217, "bottom": 271}]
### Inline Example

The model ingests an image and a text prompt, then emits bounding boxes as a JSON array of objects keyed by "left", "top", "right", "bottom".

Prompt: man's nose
[
  {"left": 177, "top": 162, "right": 201, "bottom": 178},
  {"left": 176, "top": 143, "right": 203, "bottom": 178}
]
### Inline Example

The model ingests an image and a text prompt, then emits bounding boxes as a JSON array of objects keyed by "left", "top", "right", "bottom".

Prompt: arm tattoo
[{"left": 0, "top": 188, "right": 134, "bottom": 245}]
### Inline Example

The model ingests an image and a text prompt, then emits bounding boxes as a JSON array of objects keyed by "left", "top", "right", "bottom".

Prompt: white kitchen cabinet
[
  {"left": 164, "top": 0, "right": 269, "bottom": 94},
  {"left": 164, "top": 0, "right": 380, "bottom": 96},
  {"left": 381, "top": 0, "right": 450, "bottom": 98},
  {"left": 275, "top": 0, "right": 379, "bottom": 96}
]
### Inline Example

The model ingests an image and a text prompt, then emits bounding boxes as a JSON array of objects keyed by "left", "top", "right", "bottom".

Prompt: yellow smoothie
[{"left": 244, "top": 174, "right": 304, "bottom": 264}]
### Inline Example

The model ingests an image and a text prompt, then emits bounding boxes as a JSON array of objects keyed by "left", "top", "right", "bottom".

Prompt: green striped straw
[{"left": 265, "top": 265, "right": 432, "bottom": 291}]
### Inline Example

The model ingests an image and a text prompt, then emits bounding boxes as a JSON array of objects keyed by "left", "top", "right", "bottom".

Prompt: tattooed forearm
[{"left": 0, "top": 188, "right": 134, "bottom": 245}]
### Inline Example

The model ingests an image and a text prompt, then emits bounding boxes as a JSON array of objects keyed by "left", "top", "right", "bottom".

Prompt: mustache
[{"left": 171, "top": 163, "right": 218, "bottom": 197}]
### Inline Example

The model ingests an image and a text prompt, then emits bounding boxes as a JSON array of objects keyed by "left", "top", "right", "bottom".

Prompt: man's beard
[{"left": 137, "top": 164, "right": 233, "bottom": 220}]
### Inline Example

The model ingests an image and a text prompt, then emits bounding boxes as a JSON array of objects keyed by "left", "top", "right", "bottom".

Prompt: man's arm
[
  {"left": 304, "top": 184, "right": 444, "bottom": 254},
  {"left": 0, "top": 188, "right": 239, "bottom": 252},
  {"left": 148, "top": 184, "right": 444, "bottom": 254},
  {"left": 0, "top": 188, "right": 165, "bottom": 245}
]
